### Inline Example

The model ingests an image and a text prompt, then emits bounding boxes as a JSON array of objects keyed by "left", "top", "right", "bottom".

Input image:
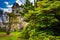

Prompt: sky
[{"left": 0, "top": 0, "right": 34, "bottom": 13}]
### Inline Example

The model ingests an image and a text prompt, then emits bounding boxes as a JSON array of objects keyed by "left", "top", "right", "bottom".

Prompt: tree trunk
[{"left": 6, "top": 23, "right": 11, "bottom": 35}]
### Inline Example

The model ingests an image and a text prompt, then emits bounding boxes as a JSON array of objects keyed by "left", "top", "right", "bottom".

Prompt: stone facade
[
  {"left": 0, "top": 10, "right": 9, "bottom": 28},
  {"left": 11, "top": 3, "right": 27, "bottom": 30}
]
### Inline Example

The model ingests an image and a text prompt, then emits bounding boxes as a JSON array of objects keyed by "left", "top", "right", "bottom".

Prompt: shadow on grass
[{"left": 0, "top": 32, "right": 21, "bottom": 40}]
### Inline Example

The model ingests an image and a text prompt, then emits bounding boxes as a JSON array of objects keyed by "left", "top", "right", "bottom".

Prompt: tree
[
  {"left": 19, "top": 0, "right": 60, "bottom": 40},
  {"left": 6, "top": 12, "right": 16, "bottom": 35}
]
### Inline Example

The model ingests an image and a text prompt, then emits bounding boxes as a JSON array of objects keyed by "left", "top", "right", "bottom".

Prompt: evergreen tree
[{"left": 19, "top": 0, "right": 60, "bottom": 40}]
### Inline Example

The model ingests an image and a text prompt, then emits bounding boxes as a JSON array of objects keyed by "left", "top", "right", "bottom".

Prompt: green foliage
[
  {"left": 19, "top": 0, "right": 60, "bottom": 40},
  {"left": 21, "top": 0, "right": 34, "bottom": 16},
  {"left": 7, "top": 13, "right": 16, "bottom": 17}
]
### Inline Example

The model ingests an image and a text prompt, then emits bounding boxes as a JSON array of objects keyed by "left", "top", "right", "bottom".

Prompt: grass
[
  {"left": 0, "top": 32, "right": 60, "bottom": 40},
  {"left": 0, "top": 32, "right": 21, "bottom": 40}
]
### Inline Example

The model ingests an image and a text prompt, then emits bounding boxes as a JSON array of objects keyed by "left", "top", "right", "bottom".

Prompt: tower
[
  {"left": 11, "top": 3, "right": 24, "bottom": 30},
  {"left": 12, "top": 3, "right": 23, "bottom": 15}
]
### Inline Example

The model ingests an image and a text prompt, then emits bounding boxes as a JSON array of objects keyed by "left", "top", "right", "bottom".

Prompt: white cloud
[
  {"left": 7, "top": 5, "right": 13, "bottom": 8},
  {"left": 4, "top": 8, "right": 12, "bottom": 13},
  {"left": 16, "top": 0, "right": 34, "bottom": 5},
  {"left": 4, "top": 1, "right": 9, "bottom": 5},
  {"left": 1, "top": 1, "right": 12, "bottom": 13},
  {"left": 4, "top": 1, "right": 13, "bottom": 8},
  {"left": 0, "top": 8, "right": 12, "bottom": 13}
]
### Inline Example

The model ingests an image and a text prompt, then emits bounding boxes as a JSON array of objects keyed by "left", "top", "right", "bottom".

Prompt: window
[{"left": 16, "top": 10, "right": 18, "bottom": 13}]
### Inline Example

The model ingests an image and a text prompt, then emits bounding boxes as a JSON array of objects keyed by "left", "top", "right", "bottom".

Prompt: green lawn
[
  {"left": 0, "top": 32, "right": 60, "bottom": 40},
  {"left": 0, "top": 32, "right": 26, "bottom": 40}
]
